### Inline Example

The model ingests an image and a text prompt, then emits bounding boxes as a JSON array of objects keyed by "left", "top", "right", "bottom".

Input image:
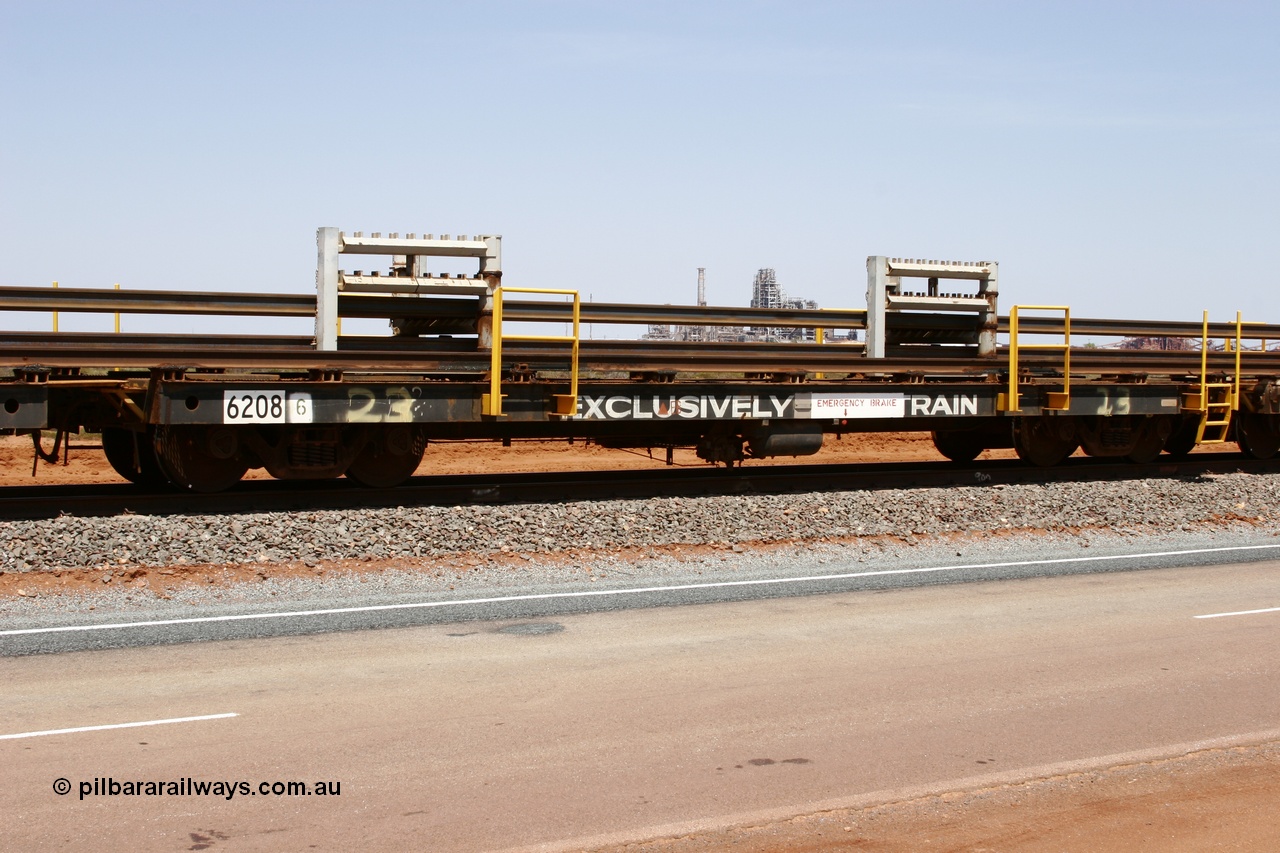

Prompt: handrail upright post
[
  {"left": 1200, "top": 310, "right": 1209, "bottom": 411},
  {"left": 487, "top": 286, "right": 504, "bottom": 417},
  {"left": 1007, "top": 306, "right": 1020, "bottom": 411},
  {"left": 570, "top": 291, "right": 580, "bottom": 408},
  {"left": 1233, "top": 310, "right": 1242, "bottom": 410},
  {"left": 1059, "top": 307, "right": 1071, "bottom": 411}
]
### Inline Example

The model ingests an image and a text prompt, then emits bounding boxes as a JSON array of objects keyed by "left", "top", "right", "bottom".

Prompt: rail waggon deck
[{"left": 3, "top": 229, "right": 1278, "bottom": 490}]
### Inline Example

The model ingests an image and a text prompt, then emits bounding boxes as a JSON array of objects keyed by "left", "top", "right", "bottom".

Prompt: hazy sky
[{"left": 2, "top": 1, "right": 1277, "bottom": 337}]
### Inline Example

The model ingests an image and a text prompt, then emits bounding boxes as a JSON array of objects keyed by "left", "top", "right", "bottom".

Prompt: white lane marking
[
  {"left": 3, "top": 543, "right": 1278, "bottom": 638},
  {"left": 0, "top": 713, "right": 238, "bottom": 740},
  {"left": 1195, "top": 606, "right": 1280, "bottom": 620}
]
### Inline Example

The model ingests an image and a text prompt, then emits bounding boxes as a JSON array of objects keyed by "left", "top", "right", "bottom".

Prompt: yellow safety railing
[
  {"left": 50, "top": 281, "right": 126, "bottom": 334},
  {"left": 1186, "top": 311, "right": 1241, "bottom": 444},
  {"left": 483, "top": 286, "right": 580, "bottom": 418},
  {"left": 1002, "top": 305, "right": 1070, "bottom": 412}
]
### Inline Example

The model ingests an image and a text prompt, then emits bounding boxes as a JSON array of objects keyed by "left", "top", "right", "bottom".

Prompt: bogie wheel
[
  {"left": 1124, "top": 420, "right": 1168, "bottom": 464},
  {"left": 345, "top": 426, "right": 426, "bottom": 488},
  {"left": 102, "top": 427, "right": 169, "bottom": 487},
  {"left": 1163, "top": 417, "right": 1201, "bottom": 458},
  {"left": 1237, "top": 412, "right": 1280, "bottom": 460},
  {"left": 153, "top": 425, "right": 249, "bottom": 493},
  {"left": 1012, "top": 417, "right": 1078, "bottom": 468},
  {"left": 931, "top": 430, "right": 984, "bottom": 463}
]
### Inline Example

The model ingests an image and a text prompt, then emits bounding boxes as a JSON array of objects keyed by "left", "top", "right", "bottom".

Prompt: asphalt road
[
  {"left": 3, "top": 556, "right": 1280, "bottom": 851},
  {"left": 3, "top": 540, "right": 1280, "bottom": 656}
]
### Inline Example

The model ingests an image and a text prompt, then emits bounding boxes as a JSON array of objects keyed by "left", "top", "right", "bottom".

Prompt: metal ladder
[{"left": 1186, "top": 311, "right": 1242, "bottom": 445}]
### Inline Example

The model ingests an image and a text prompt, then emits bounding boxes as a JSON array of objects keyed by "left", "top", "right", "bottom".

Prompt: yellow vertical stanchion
[
  {"left": 485, "top": 287, "right": 505, "bottom": 416},
  {"left": 1002, "top": 305, "right": 1070, "bottom": 412},
  {"left": 815, "top": 327, "right": 825, "bottom": 380},
  {"left": 52, "top": 281, "right": 59, "bottom": 332},
  {"left": 484, "top": 287, "right": 578, "bottom": 418},
  {"left": 1199, "top": 310, "right": 1209, "bottom": 411},
  {"left": 114, "top": 283, "right": 121, "bottom": 333},
  {"left": 567, "top": 293, "right": 579, "bottom": 414},
  {"left": 1233, "top": 311, "right": 1242, "bottom": 410}
]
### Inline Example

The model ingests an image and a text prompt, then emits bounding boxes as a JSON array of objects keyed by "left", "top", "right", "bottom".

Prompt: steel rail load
[{"left": 2, "top": 229, "right": 1278, "bottom": 492}]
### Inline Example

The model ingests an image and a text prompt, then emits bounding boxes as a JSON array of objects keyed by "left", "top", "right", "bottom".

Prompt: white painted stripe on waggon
[
  {"left": 0, "top": 713, "right": 238, "bottom": 740},
  {"left": 1194, "top": 606, "right": 1280, "bottom": 620},
  {"left": 2, "top": 543, "right": 1278, "bottom": 638}
]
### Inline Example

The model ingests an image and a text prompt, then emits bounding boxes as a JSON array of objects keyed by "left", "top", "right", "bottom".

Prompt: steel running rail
[{"left": 6, "top": 285, "right": 1280, "bottom": 342}]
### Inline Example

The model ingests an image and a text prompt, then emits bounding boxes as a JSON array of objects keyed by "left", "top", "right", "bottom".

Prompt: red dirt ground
[{"left": 3, "top": 431, "right": 1004, "bottom": 488}]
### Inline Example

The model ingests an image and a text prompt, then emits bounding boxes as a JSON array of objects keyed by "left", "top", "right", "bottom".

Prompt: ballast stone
[{"left": 0, "top": 473, "right": 1276, "bottom": 573}]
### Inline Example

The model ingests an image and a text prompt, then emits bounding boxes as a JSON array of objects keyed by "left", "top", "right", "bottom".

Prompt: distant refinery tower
[
  {"left": 644, "top": 266, "right": 823, "bottom": 343},
  {"left": 751, "top": 268, "right": 783, "bottom": 310}
]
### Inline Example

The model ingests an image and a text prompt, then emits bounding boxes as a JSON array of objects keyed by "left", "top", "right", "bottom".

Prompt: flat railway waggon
[{"left": 2, "top": 229, "right": 1278, "bottom": 491}]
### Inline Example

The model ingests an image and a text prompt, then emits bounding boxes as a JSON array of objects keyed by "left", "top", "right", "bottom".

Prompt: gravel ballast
[{"left": 2, "top": 472, "right": 1278, "bottom": 574}]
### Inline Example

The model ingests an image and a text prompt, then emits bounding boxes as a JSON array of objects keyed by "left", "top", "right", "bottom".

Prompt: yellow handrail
[
  {"left": 1004, "top": 305, "right": 1070, "bottom": 412},
  {"left": 484, "top": 286, "right": 580, "bottom": 418},
  {"left": 1233, "top": 311, "right": 1242, "bottom": 409},
  {"left": 1195, "top": 310, "right": 1243, "bottom": 412},
  {"left": 1188, "top": 311, "right": 1242, "bottom": 444}
]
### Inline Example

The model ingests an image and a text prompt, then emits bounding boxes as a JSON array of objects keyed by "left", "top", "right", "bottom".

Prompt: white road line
[
  {"left": 1194, "top": 606, "right": 1280, "bottom": 620},
  {"left": 0, "top": 713, "right": 238, "bottom": 740},
  {"left": 3, "top": 543, "right": 1278, "bottom": 639}
]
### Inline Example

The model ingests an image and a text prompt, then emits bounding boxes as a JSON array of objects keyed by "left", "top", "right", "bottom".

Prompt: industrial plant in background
[{"left": 645, "top": 268, "right": 857, "bottom": 343}]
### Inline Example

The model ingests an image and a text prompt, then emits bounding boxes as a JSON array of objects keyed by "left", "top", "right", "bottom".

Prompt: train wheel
[
  {"left": 345, "top": 426, "right": 426, "bottom": 488},
  {"left": 1237, "top": 412, "right": 1280, "bottom": 460},
  {"left": 1163, "top": 417, "right": 1201, "bottom": 458},
  {"left": 153, "top": 425, "right": 248, "bottom": 492},
  {"left": 1124, "top": 421, "right": 1167, "bottom": 464},
  {"left": 102, "top": 427, "right": 169, "bottom": 487},
  {"left": 931, "top": 430, "right": 984, "bottom": 463},
  {"left": 1012, "top": 417, "right": 1077, "bottom": 467}
]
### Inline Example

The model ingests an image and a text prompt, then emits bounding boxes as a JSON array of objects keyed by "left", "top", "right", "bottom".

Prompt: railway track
[{"left": 2, "top": 452, "right": 1274, "bottom": 521}]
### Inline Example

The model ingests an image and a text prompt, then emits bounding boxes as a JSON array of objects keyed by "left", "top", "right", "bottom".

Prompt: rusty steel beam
[
  {"left": 1002, "top": 315, "right": 1280, "bottom": 341},
  {"left": 0, "top": 286, "right": 315, "bottom": 316},
  {"left": 499, "top": 300, "right": 869, "bottom": 329},
  {"left": 6, "top": 335, "right": 1278, "bottom": 379},
  {"left": 0, "top": 331, "right": 314, "bottom": 350},
  {"left": 6, "top": 284, "right": 1277, "bottom": 342}
]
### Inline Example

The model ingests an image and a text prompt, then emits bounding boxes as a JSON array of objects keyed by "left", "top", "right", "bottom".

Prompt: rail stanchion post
[
  {"left": 1200, "top": 309, "right": 1209, "bottom": 409},
  {"left": 563, "top": 291, "right": 580, "bottom": 415},
  {"left": 483, "top": 287, "right": 581, "bottom": 418},
  {"left": 483, "top": 286, "right": 506, "bottom": 417},
  {"left": 1000, "top": 305, "right": 1070, "bottom": 413},
  {"left": 814, "top": 326, "right": 825, "bottom": 380},
  {"left": 114, "top": 283, "right": 120, "bottom": 333},
  {"left": 51, "top": 281, "right": 58, "bottom": 332},
  {"left": 1233, "top": 310, "right": 1242, "bottom": 411},
  {"left": 1004, "top": 305, "right": 1020, "bottom": 411}
]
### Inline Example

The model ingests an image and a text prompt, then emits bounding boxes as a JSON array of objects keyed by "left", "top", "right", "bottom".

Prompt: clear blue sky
[{"left": 2, "top": 1, "right": 1277, "bottom": 336}]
